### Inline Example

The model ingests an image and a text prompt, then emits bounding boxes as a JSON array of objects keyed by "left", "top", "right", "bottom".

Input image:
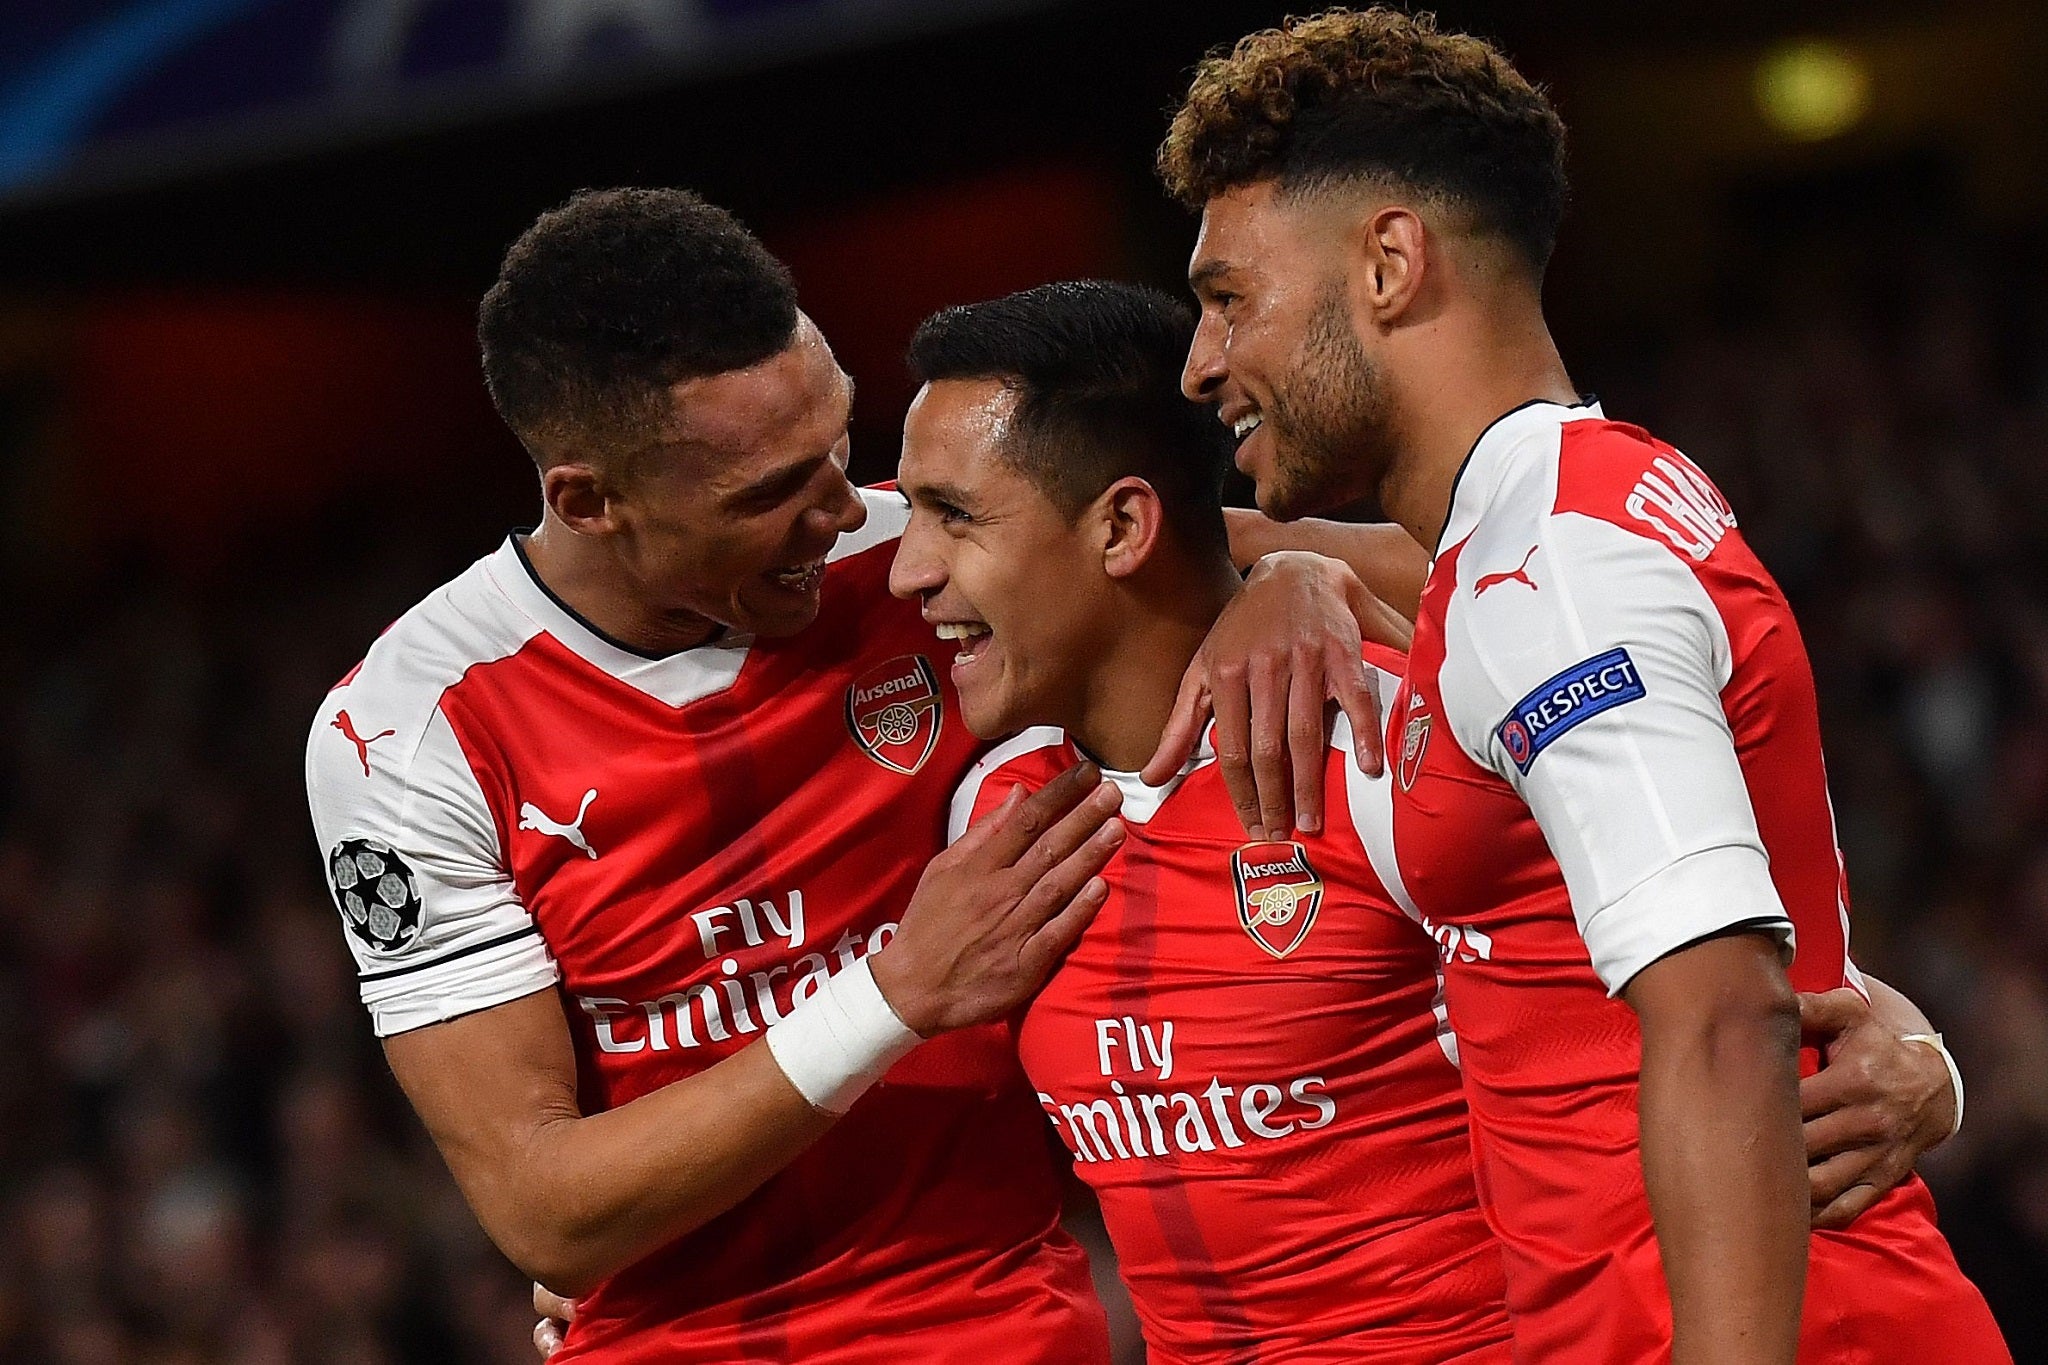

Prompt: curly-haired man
[{"left": 1158, "top": 10, "right": 2008, "bottom": 1363}]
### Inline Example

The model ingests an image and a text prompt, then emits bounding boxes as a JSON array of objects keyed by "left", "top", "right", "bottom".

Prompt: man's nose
[
  {"left": 1182, "top": 313, "right": 1227, "bottom": 402},
  {"left": 887, "top": 527, "right": 942, "bottom": 602},
  {"left": 826, "top": 468, "right": 867, "bottom": 534}
]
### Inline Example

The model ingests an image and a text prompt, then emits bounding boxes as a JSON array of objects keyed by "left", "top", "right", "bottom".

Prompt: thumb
[
  {"left": 1798, "top": 987, "right": 1870, "bottom": 1042},
  {"left": 1143, "top": 662, "right": 1210, "bottom": 786}
]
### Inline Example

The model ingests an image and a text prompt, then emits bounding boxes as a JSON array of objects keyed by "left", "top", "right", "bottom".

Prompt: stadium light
[{"left": 1755, "top": 39, "right": 1872, "bottom": 141}]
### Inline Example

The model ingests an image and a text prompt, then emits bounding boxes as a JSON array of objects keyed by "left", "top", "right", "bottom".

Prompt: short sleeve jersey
[
  {"left": 305, "top": 489, "right": 1107, "bottom": 1365},
  {"left": 951, "top": 648, "right": 1509, "bottom": 1365},
  {"left": 1389, "top": 401, "right": 2005, "bottom": 1362}
]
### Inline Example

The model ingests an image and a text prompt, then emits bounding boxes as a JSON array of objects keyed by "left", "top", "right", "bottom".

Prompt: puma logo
[
  {"left": 332, "top": 710, "right": 395, "bottom": 776},
  {"left": 520, "top": 789, "right": 599, "bottom": 859},
  {"left": 1474, "top": 546, "right": 1539, "bottom": 597}
]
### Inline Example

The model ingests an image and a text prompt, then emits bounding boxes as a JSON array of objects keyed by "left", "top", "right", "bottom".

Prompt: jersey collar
[
  {"left": 1087, "top": 723, "right": 1219, "bottom": 826},
  {"left": 484, "top": 537, "right": 755, "bottom": 708},
  {"left": 1438, "top": 397, "right": 1603, "bottom": 554}
]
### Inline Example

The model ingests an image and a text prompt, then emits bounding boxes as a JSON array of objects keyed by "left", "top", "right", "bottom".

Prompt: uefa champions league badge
[
  {"left": 328, "top": 838, "right": 424, "bottom": 952},
  {"left": 845, "top": 655, "right": 943, "bottom": 775},
  {"left": 1230, "top": 842, "right": 1326, "bottom": 959}
]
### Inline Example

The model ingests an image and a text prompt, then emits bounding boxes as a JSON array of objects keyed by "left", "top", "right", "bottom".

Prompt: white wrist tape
[
  {"left": 1900, "top": 1032, "right": 1964, "bottom": 1139},
  {"left": 764, "top": 958, "right": 921, "bottom": 1114}
]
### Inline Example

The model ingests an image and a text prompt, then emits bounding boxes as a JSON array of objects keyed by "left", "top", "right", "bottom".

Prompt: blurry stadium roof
[
  {"left": 0, "top": 0, "right": 1058, "bottom": 206},
  {"left": 0, "top": 0, "right": 2040, "bottom": 308}
]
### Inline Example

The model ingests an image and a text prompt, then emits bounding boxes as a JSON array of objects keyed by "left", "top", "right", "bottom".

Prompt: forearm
[
  {"left": 389, "top": 1004, "right": 836, "bottom": 1297},
  {"left": 505, "top": 1042, "right": 835, "bottom": 1292},
  {"left": 1223, "top": 509, "right": 1427, "bottom": 620},
  {"left": 1631, "top": 938, "right": 1807, "bottom": 1364}
]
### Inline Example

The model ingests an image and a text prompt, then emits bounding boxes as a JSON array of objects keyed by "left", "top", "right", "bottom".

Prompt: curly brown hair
[{"left": 1158, "top": 8, "right": 1568, "bottom": 272}]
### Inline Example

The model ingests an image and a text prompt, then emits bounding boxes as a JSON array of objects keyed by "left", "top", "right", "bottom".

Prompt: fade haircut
[
  {"left": 908, "top": 281, "right": 1231, "bottom": 555},
  {"left": 1157, "top": 8, "right": 1569, "bottom": 275},
  {"left": 478, "top": 188, "right": 799, "bottom": 464}
]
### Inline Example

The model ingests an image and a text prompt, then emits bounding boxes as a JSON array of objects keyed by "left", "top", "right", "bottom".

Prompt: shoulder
[
  {"left": 946, "top": 727, "right": 1071, "bottom": 845},
  {"left": 306, "top": 549, "right": 536, "bottom": 834}
]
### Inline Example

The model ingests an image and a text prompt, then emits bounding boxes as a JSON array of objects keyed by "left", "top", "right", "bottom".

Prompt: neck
[
  {"left": 521, "top": 511, "right": 725, "bottom": 654},
  {"left": 1065, "top": 548, "right": 1244, "bottom": 774},
  {"left": 1377, "top": 301, "right": 1577, "bottom": 554}
]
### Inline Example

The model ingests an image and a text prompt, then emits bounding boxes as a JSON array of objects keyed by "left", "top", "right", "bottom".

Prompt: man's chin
[
  {"left": 749, "top": 605, "right": 822, "bottom": 638},
  {"left": 1253, "top": 476, "right": 1316, "bottom": 524},
  {"left": 736, "top": 591, "right": 825, "bottom": 639}
]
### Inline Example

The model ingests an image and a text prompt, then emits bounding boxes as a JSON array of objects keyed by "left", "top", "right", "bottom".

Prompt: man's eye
[{"left": 937, "top": 503, "right": 972, "bottom": 525}]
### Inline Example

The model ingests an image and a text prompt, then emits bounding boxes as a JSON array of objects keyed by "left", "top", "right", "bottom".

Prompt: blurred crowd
[{"left": 0, "top": 262, "right": 2044, "bottom": 1362}]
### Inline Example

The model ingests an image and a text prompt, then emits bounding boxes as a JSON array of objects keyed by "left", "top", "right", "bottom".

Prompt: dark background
[{"left": 2, "top": 2, "right": 2045, "bottom": 1360}]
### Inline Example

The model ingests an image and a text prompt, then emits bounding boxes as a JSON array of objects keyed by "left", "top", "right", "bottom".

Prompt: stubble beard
[{"left": 1259, "top": 287, "right": 1392, "bottom": 522}]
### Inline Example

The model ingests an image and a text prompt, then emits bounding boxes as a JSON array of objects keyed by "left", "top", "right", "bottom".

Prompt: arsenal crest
[
  {"left": 1398, "top": 691, "right": 1433, "bottom": 792},
  {"left": 846, "top": 655, "right": 944, "bottom": 775},
  {"left": 1230, "top": 841, "right": 1325, "bottom": 959}
]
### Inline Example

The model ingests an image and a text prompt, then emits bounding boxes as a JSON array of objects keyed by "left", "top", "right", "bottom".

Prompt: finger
[
  {"left": 1020, "top": 875, "right": 1113, "bottom": 981},
  {"left": 1210, "top": 660, "right": 1263, "bottom": 839},
  {"left": 951, "top": 782, "right": 1025, "bottom": 858},
  {"left": 1798, "top": 987, "right": 1871, "bottom": 1044},
  {"left": 1811, "top": 1182, "right": 1884, "bottom": 1231},
  {"left": 1011, "top": 784, "right": 1126, "bottom": 888},
  {"left": 1014, "top": 816, "right": 1127, "bottom": 923},
  {"left": 1284, "top": 647, "right": 1329, "bottom": 834},
  {"left": 1143, "top": 661, "right": 1211, "bottom": 786},
  {"left": 1330, "top": 652, "right": 1384, "bottom": 777},
  {"left": 535, "top": 1319, "right": 564, "bottom": 1359},
  {"left": 982, "top": 763, "right": 1099, "bottom": 866},
  {"left": 1802, "top": 1105, "right": 1882, "bottom": 1161},
  {"left": 1807, "top": 1145, "right": 1878, "bottom": 1206},
  {"left": 533, "top": 1283, "right": 577, "bottom": 1323},
  {"left": 1799, "top": 1060, "right": 1857, "bottom": 1120},
  {"left": 1247, "top": 652, "right": 1294, "bottom": 839}
]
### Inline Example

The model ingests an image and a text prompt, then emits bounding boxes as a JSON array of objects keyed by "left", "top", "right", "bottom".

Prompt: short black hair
[
  {"left": 1159, "top": 8, "right": 1569, "bottom": 275},
  {"left": 477, "top": 188, "right": 799, "bottom": 463},
  {"left": 907, "top": 281, "right": 1231, "bottom": 554}
]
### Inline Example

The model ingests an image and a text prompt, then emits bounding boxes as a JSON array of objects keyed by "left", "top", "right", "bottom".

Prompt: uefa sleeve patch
[{"left": 1495, "top": 648, "right": 1646, "bottom": 774}]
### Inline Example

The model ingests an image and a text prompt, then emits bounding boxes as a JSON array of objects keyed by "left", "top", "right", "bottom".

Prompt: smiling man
[
  {"left": 306, "top": 189, "right": 1134, "bottom": 1362},
  {"left": 1159, "top": 10, "right": 2007, "bottom": 1362},
  {"left": 880, "top": 279, "right": 1969, "bottom": 1365}
]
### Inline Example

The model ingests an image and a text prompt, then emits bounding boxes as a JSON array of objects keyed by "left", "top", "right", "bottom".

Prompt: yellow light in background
[{"left": 1755, "top": 40, "right": 1872, "bottom": 141}]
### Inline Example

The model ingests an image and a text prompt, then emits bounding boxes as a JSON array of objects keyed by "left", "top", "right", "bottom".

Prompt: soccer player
[
  {"left": 304, "top": 189, "right": 1136, "bottom": 1363},
  {"left": 871, "top": 279, "right": 1973, "bottom": 1365},
  {"left": 1156, "top": 10, "right": 2007, "bottom": 1363},
  {"left": 896, "top": 281, "right": 1503, "bottom": 1364}
]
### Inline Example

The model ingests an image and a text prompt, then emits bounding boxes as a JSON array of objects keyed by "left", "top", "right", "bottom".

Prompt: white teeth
[
  {"left": 934, "top": 622, "right": 991, "bottom": 640},
  {"left": 770, "top": 562, "right": 823, "bottom": 587},
  {"left": 1233, "top": 413, "right": 1263, "bottom": 439}
]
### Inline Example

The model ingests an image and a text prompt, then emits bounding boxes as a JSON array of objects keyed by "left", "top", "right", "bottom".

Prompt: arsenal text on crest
[
  {"left": 1230, "top": 840, "right": 1326, "bottom": 959},
  {"left": 846, "top": 654, "right": 944, "bottom": 775}
]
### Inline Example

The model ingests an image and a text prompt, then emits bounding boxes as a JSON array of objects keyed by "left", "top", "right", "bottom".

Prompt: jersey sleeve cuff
[
  {"left": 364, "top": 931, "right": 560, "bottom": 1037},
  {"left": 1582, "top": 844, "right": 1795, "bottom": 997}
]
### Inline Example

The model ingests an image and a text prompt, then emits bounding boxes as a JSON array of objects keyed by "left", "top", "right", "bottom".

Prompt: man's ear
[
  {"left": 540, "top": 461, "right": 620, "bottom": 535},
  {"left": 1351, "top": 204, "right": 1430, "bottom": 327},
  {"left": 1100, "top": 477, "right": 1167, "bottom": 581}
]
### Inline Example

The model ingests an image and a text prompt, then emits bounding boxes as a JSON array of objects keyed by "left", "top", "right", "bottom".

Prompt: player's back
[
  {"left": 955, "top": 663, "right": 1509, "bottom": 1365},
  {"left": 306, "top": 490, "right": 1105, "bottom": 1364},
  {"left": 1390, "top": 402, "right": 2005, "bottom": 1361}
]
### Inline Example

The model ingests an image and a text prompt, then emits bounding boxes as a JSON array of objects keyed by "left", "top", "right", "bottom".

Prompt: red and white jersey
[
  {"left": 951, "top": 645, "right": 1509, "bottom": 1365},
  {"left": 305, "top": 488, "right": 1106, "bottom": 1365},
  {"left": 1390, "top": 401, "right": 2005, "bottom": 1361}
]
